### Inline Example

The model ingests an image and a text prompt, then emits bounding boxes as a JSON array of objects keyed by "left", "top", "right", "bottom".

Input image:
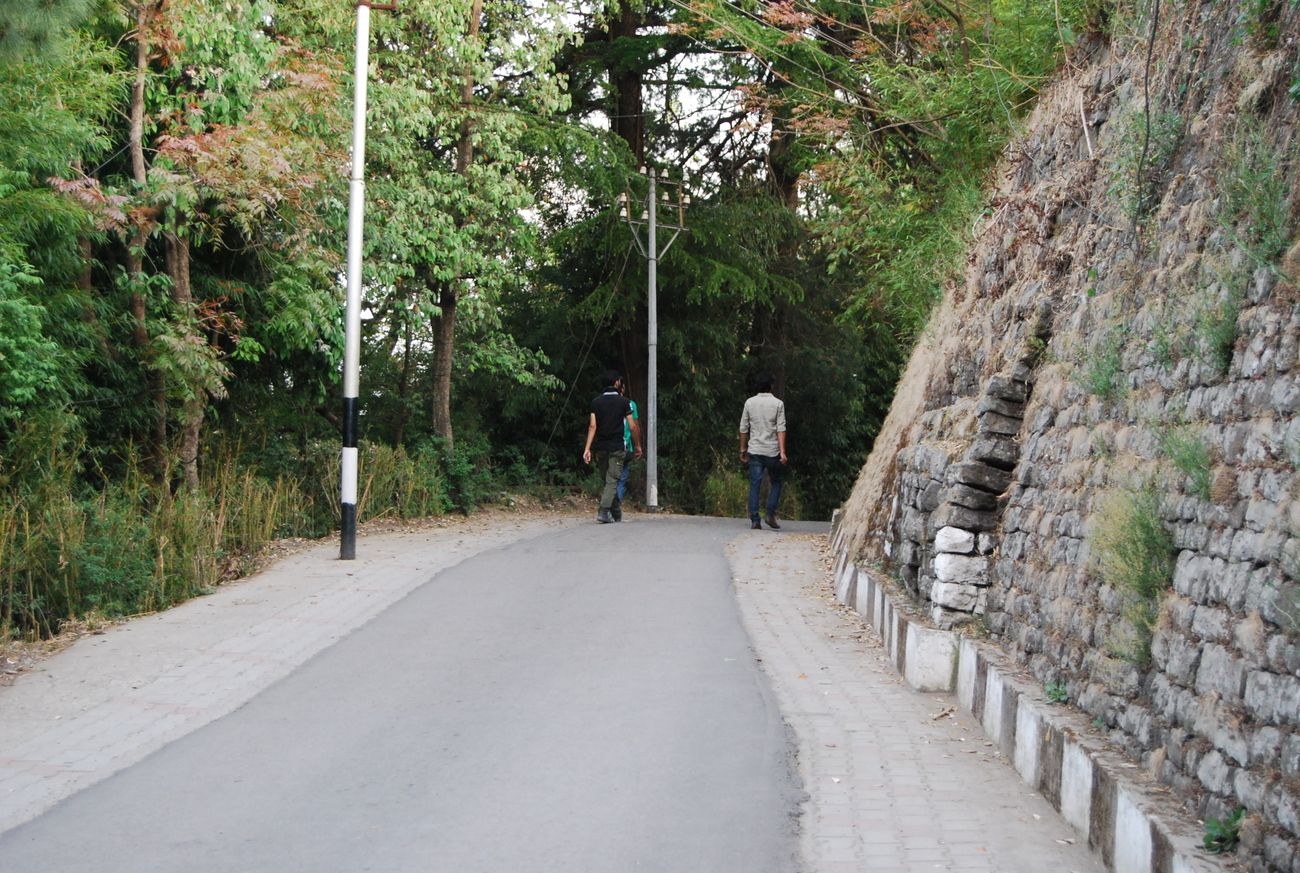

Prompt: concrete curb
[{"left": 827, "top": 515, "right": 1227, "bottom": 873}]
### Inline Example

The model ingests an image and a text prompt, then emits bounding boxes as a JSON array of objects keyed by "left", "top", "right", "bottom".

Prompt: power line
[
  {"left": 542, "top": 241, "right": 636, "bottom": 455},
  {"left": 660, "top": 0, "right": 874, "bottom": 116}
]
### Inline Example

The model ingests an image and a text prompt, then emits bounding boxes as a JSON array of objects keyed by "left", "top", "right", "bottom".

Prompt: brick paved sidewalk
[{"left": 729, "top": 531, "right": 1107, "bottom": 873}]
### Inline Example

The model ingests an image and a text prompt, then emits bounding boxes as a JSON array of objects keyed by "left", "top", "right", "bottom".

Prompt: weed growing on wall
[
  {"left": 1193, "top": 284, "right": 1242, "bottom": 375},
  {"left": 1150, "top": 314, "right": 1179, "bottom": 367},
  {"left": 1203, "top": 808, "right": 1245, "bottom": 854},
  {"left": 1076, "top": 327, "right": 1129, "bottom": 400},
  {"left": 1090, "top": 486, "right": 1176, "bottom": 666},
  {"left": 1045, "top": 680, "right": 1070, "bottom": 703},
  {"left": 1219, "top": 117, "right": 1293, "bottom": 269},
  {"left": 1158, "top": 428, "right": 1213, "bottom": 500},
  {"left": 1106, "top": 106, "right": 1184, "bottom": 223}
]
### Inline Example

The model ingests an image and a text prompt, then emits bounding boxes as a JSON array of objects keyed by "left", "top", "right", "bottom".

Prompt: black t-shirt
[{"left": 591, "top": 389, "right": 632, "bottom": 452}]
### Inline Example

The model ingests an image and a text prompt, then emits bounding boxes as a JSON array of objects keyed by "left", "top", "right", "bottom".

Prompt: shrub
[
  {"left": 1219, "top": 117, "right": 1291, "bottom": 269},
  {"left": 1203, "top": 808, "right": 1245, "bottom": 854},
  {"left": 1076, "top": 328, "right": 1128, "bottom": 400},
  {"left": 701, "top": 453, "right": 803, "bottom": 520},
  {"left": 1158, "top": 429, "right": 1212, "bottom": 500},
  {"left": 1193, "top": 285, "right": 1241, "bottom": 375},
  {"left": 702, "top": 454, "right": 750, "bottom": 518},
  {"left": 1106, "top": 107, "right": 1184, "bottom": 223},
  {"left": 1090, "top": 487, "right": 1176, "bottom": 666}
]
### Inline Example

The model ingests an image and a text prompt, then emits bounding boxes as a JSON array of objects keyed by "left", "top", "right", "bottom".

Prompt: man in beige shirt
[{"left": 738, "top": 374, "right": 788, "bottom": 530}]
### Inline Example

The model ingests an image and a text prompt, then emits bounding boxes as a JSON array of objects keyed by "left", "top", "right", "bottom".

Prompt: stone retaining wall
[{"left": 835, "top": 1, "right": 1300, "bottom": 869}]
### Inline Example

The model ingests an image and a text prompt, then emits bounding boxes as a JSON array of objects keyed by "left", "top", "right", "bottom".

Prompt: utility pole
[
  {"left": 340, "top": 0, "right": 396, "bottom": 561},
  {"left": 618, "top": 169, "right": 687, "bottom": 513}
]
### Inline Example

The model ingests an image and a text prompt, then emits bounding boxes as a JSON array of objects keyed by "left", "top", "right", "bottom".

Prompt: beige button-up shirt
[{"left": 739, "top": 393, "right": 786, "bottom": 457}]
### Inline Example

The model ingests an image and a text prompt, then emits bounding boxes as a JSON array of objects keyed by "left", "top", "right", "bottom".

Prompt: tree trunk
[
  {"left": 753, "top": 94, "right": 800, "bottom": 396},
  {"left": 394, "top": 318, "right": 412, "bottom": 447},
  {"left": 428, "top": 0, "right": 483, "bottom": 450},
  {"left": 608, "top": 4, "right": 646, "bottom": 411},
  {"left": 609, "top": 5, "right": 644, "bottom": 166},
  {"left": 165, "top": 230, "right": 203, "bottom": 490},
  {"left": 430, "top": 287, "right": 457, "bottom": 447},
  {"left": 129, "top": 1, "right": 168, "bottom": 483}
]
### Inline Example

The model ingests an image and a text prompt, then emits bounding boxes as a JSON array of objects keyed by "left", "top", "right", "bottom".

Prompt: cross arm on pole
[{"left": 614, "top": 168, "right": 688, "bottom": 513}]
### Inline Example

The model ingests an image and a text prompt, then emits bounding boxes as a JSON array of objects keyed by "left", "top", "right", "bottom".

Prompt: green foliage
[
  {"left": 0, "top": 0, "right": 99, "bottom": 58},
  {"left": 1106, "top": 107, "right": 1184, "bottom": 223},
  {"left": 1091, "top": 487, "right": 1176, "bottom": 666},
  {"left": 1239, "top": 0, "right": 1285, "bottom": 44},
  {"left": 1219, "top": 117, "right": 1292, "bottom": 267},
  {"left": 1194, "top": 286, "right": 1241, "bottom": 375},
  {"left": 823, "top": 172, "right": 988, "bottom": 346},
  {"left": 432, "top": 434, "right": 497, "bottom": 515},
  {"left": 0, "top": 0, "right": 1100, "bottom": 637},
  {"left": 700, "top": 454, "right": 803, "bottom": 521},
  {"left": 1045, "top": 681, "right": 1070, "bottom": 703},
  {"left": 1076, "top": 328, "right": 1128, "bottom": 400},
  {"left": 0, "top": 427, "right": 513, "bottom": 638},
  {"left": 0, "top": 422, "right": 323, "bottom": 636},
  {"left": 0, "top": 261, "right": 63, "bottom": 421},
  {"left": 702, "top": 452, "right": 753, "bottom": 519},
  {"left": 1203, "top": 808, "right": 1245, "bottom": 854},
  {"left": 1158, "top": 429, "right": 1212, "bottom": 500}
]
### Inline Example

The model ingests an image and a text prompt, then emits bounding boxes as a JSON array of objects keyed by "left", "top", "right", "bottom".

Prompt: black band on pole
[
  {"left": 340, "top": 503, "right": 357, "bottom": 560},
  {"left": 342, "top": 396, "right": 359, "bottom": 447},
  {"left": 340, "top": 395, "right": 360, "bottom": 560}
]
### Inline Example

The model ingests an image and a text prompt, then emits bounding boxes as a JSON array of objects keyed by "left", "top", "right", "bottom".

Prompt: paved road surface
[{"left": 0, "top": 513, "right": 1106, "bottom": 872}]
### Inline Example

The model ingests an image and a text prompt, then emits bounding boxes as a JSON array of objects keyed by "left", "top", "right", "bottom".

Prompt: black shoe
[
  {"left": 611, "top": 507, "right": 623, "bottom": 522},
  {"left": 596, "top": 510, "right": 613, "bottom": 524},
  {"left": 764, "top": 513, "right": 781, "bottom": 530},
  {"left": 751, "top": 519, "right": 761, "bottom": 530}
]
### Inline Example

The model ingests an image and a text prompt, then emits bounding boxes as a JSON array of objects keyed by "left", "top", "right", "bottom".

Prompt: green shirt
[{"left": 623, "top": 400, "right": 639, "bottom": 453}]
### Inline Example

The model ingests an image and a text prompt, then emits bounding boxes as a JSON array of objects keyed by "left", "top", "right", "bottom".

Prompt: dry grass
[{"left": 0, "top": 498, "right": 590, "bottom": 682}]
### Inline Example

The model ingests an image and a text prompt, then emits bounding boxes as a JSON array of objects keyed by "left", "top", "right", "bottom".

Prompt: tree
[{"left": 356, "top": 0, "right": 571, "bottom": 449}]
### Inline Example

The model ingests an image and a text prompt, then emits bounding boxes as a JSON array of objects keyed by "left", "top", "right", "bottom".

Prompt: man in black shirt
[{"left": 583, "top": 370, "right": 642, "bottom": 523}]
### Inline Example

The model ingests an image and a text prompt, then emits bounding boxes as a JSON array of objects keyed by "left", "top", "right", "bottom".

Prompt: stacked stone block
[{"left": 928, "top": 368, "right": 1031, "bottom": 625}]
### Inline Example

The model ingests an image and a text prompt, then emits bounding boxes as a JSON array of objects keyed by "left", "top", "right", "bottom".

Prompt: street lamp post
[
  {"left": 618, "top": 169, "right": 688, "bottom": 513},
  {"left": 340, "top": 0, "right": 396, "bottom": 561}
]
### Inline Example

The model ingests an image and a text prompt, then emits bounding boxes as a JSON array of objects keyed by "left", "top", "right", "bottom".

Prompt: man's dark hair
[
  {"left": 603, "top": 369, "right": 622, "bottom": 388},
  {"left": 754, "top": 373, "right": 775, "bottom": 393}
]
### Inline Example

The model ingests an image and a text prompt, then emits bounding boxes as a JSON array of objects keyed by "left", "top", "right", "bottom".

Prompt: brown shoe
[{"left": 764, "top": 513, "right": 781, "bottom": 530}]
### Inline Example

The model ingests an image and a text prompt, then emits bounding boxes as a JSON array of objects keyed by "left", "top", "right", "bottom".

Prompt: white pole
[
  {"left": 646, "top": 169, "right": 658, "bottom": 512},
  {"left": 340, "top": 2, "right": 371, "bottom": 560}
]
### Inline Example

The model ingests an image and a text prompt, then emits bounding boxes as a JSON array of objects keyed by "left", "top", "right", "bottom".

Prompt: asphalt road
[{"left": 0, "top": 518, "right": 804, "bottom": 873}]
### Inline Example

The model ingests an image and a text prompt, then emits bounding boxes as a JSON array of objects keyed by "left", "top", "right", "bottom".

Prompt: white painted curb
[{"left": 829, "top": 548, "right": 1229, "bottom": 873}]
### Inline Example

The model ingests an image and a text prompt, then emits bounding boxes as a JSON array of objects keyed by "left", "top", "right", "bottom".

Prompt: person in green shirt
[
  {"left": 613, "top": 379, "right": 639, "bottom": 522},
  {"left": 582, "top": 371, "right": 642, "bottom": 524}
]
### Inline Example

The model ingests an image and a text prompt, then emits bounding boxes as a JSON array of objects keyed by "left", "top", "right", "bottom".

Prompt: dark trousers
[
  {"left": 595, "top": 450, "right": 627, "bottom": 511},
  {"left": 747, "top": 455, "right": 784, "bottom": 521}
]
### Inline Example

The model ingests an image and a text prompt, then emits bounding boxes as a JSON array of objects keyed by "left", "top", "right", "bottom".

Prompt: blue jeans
[
  {"left": 616, "top": 454, "right": 632, "bottom": 504},
  {"left": 748, "top": 455, "right": 784, "bottom": 521}
]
